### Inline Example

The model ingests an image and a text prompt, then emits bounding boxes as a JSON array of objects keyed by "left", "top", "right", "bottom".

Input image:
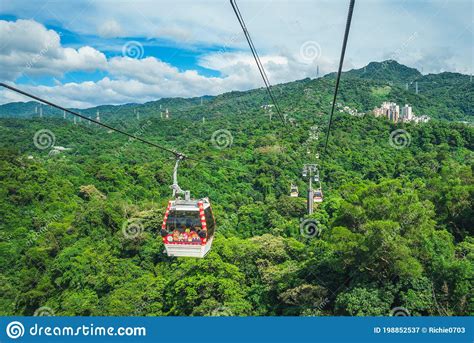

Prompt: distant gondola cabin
[{"left": 313, "top": 189, "right": 323, "bottom": 203}]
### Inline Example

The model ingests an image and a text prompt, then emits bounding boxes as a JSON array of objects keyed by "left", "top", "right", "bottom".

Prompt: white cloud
[
  {"left": 0, "top": 0, "right": 472, "bottom": 108},
  {"left": 108, "top": 57, "right": 181, "bottom": 84},
  {"left": 199, "top": 51, "right": 339, "bottom": 84},
  {"left": 0, "top": 49, "right": 337, "bottom": 108},
  {"left": 2, "top": 0, "right": 471, "bottom": 75},
  {"left": 97, "top": 20, "right": 124, "bottom": 38},
  {"left": 0, "top": 19, "right": 107, "bottom": 80},
  {"left": 0, "top": 18, "right": 340, "bottom": 108}
]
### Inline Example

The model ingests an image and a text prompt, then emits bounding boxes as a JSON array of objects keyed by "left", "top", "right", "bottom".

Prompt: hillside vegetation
[
  {"left": 0, "top": 60, "right": 473, "bottom": 316},
  {"left": 1, "top": 61, "right": 472, "bottom": 122}
]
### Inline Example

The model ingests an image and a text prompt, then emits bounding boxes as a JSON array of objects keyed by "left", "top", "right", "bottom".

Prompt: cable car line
[
  {"left": 294, "top": 0, "right": 355, "bottom": 208},
  {"left": 323, "top": 0, "right": 355, "bottom": 154},
  {"left": 2, "top": 0, "right": 357, "bottom": 257},
  {"left": 0, "top": 82, "right": 229, "bottom": 258},
  {"left": 231, "top": 0, "right": 285, "bottom": 124},
  {"left": 0, "top": 82, "right": 242, "bottom": 172},
  {"left": 230, "top": 0, "right": 287, "bottom": 125}
]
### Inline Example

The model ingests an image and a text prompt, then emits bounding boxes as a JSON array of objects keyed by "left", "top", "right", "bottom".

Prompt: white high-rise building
[
  {"left": 373, "top": 102, "right": 400, "bottom": 122},
  {"left": 377, "top": 102, "right": 399, "bottom": 122},
  {"left": 374, "top": 102, "right": 429, "bottom": 123},
  {"left": 389, "top": 103, "right": 400, "bottom": 122},
  {"left": 401, "top": 104, "right": 413, "bottom": 121}
]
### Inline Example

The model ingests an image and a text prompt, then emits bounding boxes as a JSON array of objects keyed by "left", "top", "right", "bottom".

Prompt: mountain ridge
[{"left": 0, "top": 60, "right": 472, "bottom": 121}]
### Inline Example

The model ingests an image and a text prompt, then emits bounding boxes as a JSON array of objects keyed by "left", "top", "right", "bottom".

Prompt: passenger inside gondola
[
  {"left": 164, "top": 211, "right": 203, "bottom": 244},
  {"left": 162, "top": 207, "right": 213, "bottom": 245}
]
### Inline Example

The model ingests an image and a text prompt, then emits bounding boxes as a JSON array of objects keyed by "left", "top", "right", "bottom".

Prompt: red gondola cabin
[{"left": 160, "top": 197, "right": 215, "bottom": 258}]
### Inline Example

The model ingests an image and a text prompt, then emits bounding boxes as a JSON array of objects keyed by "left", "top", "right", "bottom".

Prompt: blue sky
[
  {"left": 0, "top": 13, "right": 223, "bottom": 83},
  {"left": 0, "top": 0, "right": 472, "bottom": 107}
]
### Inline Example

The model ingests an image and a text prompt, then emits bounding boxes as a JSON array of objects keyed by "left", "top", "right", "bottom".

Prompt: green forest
[{"left": 0, "top": 61, "right": 472, "bottom": 316}]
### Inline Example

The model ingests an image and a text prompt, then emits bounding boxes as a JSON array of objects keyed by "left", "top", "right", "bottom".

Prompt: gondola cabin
[
  {"left": 290, "top": 184, "right": 299, "bottom": 197},
  {"left": 161, "top": 197, "right": 215, "bottom": 258},
  {"left": 313, "top": 189, "right": 323, "bottom": 203}
]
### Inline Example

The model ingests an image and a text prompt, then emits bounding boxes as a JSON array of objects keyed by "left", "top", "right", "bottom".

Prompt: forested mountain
[
  {"left": 324, "top": 60, "right": 473, "bottom": 121},
  {"left": 325, "top": 60, "right": 422, "bottom": 84},
  {"left": 1, "top": 60, "right": 472, "bottom": 122},
  {"left": 0, "top": 60, "right": 472, "bottom": 316},
  {"left": 0, "top": 96, "right": 211, "bottom": 121}
]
